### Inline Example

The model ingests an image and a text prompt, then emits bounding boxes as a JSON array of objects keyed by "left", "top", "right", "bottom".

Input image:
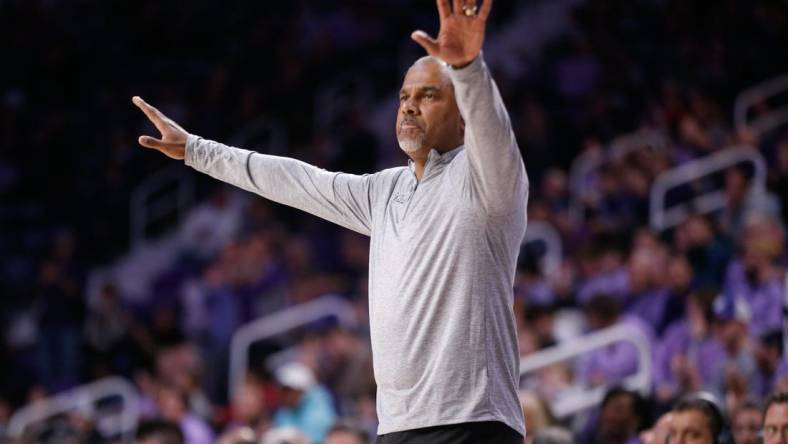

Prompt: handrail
[
  {"left": 228, "top": 294, "right": 357, "bottom": 400},
  {"left": 519, "top": 323, "right": 651, "bottom": 418},
  {"left": 569, "top": 128, "right": 667, "bottom": 222},
  {"left": 129, "top": 164, "right": 194, "bottom": 248},
  {"left": 523, "top": 220, "right": 562, "bottom": 277},
  {"left": 734, "top": 72, "right": 788, "bottom": 133},
  {"left": 649, "top": 146, "right": 766, "bottom": 231},
  {"left": 7, "top": 377, "right": 139, "bottom": 442}
]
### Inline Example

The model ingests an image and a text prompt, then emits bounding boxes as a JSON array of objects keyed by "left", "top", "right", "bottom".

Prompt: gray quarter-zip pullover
[{"left": 185, "top": 55, "right": 528, "bottom": 437}]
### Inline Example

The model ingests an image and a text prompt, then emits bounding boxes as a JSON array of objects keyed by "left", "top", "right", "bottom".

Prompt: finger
[
  {"left": 436, "top": 0, "right": 450, "bottom": 19},
  {"left": 411, "top": 31, "right": 439, "bottom": 56},
  {"left": 132, "top": 96, "right": 168, "bottom": 133},
  {"left": 453, "top": 0, "right": 463, "bottom": 15},
  {"left": 478, "top": 0, "right": 493, "bottom": 20},
  {"left": 138, "top": 136, "right": 184, "bottom": 159}
]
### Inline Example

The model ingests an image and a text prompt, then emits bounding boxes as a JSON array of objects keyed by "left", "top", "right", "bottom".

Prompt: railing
[
  {"left": 519, "top": 323, "right": 652, "bottom": 418},
  {"left": 129, "top": 164, "right": 194, "bottom": 248},
  {"left": 569, "top": 128, "right": 667, "bottom": 222},
  {"left": 7, "top": 377, "right": 139, "bottom": 442},
  {"left": 734, "top": 72, "right": 788, "bottom": 134},
  {"left": 523, "top": 220, "right": 562, "bottom": 277},
  {"left": 228, "top": 295, "right": 358, "bottom": 400},
  {"left": 649, "top": 146, "right": 766, "bottom": 231}
]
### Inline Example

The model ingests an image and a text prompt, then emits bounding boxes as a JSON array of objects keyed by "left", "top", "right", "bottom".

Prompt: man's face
[
  {"left": 763, "top": 403, "right": 788, "bottom": 444},
  {"left": 325, "top": 430, "right": 363, "bottom": 444},
  {"left": 599, "top": 394, "right": 638, "bottom": 442},
  {"left": 733, "top": 407, "right": 761, "bottom": 444},
  {"left": 667, "top": 410, "right": 714, "bottom": 444},
  {"left": 396, "top": 59, "right": 463, "bottom": 159}
]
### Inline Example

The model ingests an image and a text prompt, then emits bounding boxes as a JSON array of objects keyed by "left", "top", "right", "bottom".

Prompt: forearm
[
  {"left": 449, "top": 55, "right": 528, "bottom": 213},
  {"left": 185, "top": 135, "right": 373, "bottom": 235}
]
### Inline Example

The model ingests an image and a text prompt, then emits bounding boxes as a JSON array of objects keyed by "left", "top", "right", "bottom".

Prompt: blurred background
[{"left": 1, "top": 0, "right": 787, "bottom": 443}]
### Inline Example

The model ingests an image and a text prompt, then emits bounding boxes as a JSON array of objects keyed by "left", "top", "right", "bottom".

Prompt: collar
[{"left": 407, "top": 144, "right": 464, "bottom": 173}]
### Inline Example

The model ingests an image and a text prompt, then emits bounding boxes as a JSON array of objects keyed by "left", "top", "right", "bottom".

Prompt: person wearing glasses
[{"left": 762, "top": 391, "right": 788, "bottom": 444}]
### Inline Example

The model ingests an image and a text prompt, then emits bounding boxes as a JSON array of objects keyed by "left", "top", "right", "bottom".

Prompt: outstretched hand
[
  {"left": 411, "top": 0, "right": 492, "bottom": 68},
  {"left": 132, "top": 96, "right": 188, "bottom": 160}
]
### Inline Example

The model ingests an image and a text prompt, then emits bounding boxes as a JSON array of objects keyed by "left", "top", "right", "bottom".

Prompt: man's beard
[{"left": 397, "top": 127, "right": 426, "bottom": 155}]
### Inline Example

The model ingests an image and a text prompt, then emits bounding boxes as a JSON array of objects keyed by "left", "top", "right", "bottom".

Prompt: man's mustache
[{"left": 399, "top": 117, "right": 424, "bottom": 131}]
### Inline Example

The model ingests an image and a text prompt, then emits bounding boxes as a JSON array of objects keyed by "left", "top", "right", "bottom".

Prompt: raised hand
[
  {"left": 411, "top": 0, "right": 492, "bottom": 68},
  {"left": 132, "top": 96, "right": 189, "bottom": 160}
]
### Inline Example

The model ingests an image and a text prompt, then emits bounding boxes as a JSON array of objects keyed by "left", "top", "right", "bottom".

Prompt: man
[
  {"left": 731, "top": 400, "right": 761, "bottom": 444},
  {"left": 639, "top": 412, "right": 673, "bottom": 444},
  {"left": 666, "top": 393, "right": 729, "bottom": 444},
  {"left": 272, "top": 362, "right": 336, "bottom": 444},
  {"left": 762, "top": 391, "right": 788, "bottom": 444},
  {"left": 135, "top": 419, "right": 185, "bottom": 444},
  {"left": 133, "top": 0, "right": 528, "bottom": 442},
  {"left": 325, "top": 422, "right": 369, "bottom": 444},
  {"left": 585, "top": 387, "right": 649, "bottom": 444}
]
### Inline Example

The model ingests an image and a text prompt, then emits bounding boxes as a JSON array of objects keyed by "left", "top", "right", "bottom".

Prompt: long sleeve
[
  {"left": 448, "top": 55, "right": 528, "bottom": 216},
  {"left": 185, "top": 134, "right": 375, "bottom": 236}
]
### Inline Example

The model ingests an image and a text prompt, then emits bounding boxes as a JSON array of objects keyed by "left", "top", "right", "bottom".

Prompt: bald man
[{"left": 133, "top": 1, "right": 527, "bottom": 442}]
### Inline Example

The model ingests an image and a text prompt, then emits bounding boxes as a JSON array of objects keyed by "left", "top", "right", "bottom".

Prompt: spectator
[
  {"left": 324, "top": 422, "right": 369, "bottom": 444},
  {"left": 731, "top": 400, "right": 761, "bottom": 444},
  {"left": 639, "top": 412, "right": 673, "bottom": 444},
  {"left": 136, "top": 419, "right": 185, "bottom": 444},
  {"left": 667, "top": 393, "right": 729, "bottom": 444},
  {"left": 260, "top": 427, "right": 310, "bottom": 444},
  {"left": 533, "top": 427, "right": 575, "bottom": 444},
  {"left": 156, "top": 384, "right": 214, "bottom": 444},
  {"left": 272, "top": 362, "right": 336, "bottom": 444},
  {"left": 762, "top": 391, "right": 788, "bottom": 444},
  {"left": 584, "top": 387, "right": 650, "bottom": 444}
]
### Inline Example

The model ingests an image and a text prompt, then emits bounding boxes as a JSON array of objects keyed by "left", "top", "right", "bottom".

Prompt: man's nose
[{"left": 402, "top": 98, "right": 419, "bottom": 115}]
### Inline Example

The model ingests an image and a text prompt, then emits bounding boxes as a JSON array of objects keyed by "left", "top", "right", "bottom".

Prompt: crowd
[{"left": 1, "top": 0, "right": 788, "bottom": 443}]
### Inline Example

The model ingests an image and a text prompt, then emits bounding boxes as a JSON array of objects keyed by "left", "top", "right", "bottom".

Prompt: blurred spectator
[
  {"left": 324, "top": 422, "right": 369, "bottom": 444},
  {"left": 722, "top": 214, "right": 785, "bottom": 338},
  {"left": 762, "top": 391, "right": 788, "bottom": 444},
  {"left": 731, "top": 400, "right": 761, "bottom": 444},
  {"left": 667, "top": 393, "right": 728, "bottom": 444},
  {"left": 575, "top": 295, "right": 653, "bottom": 387},
  {"left": 259, "top": 427, "right": 310, "bottom": 444},
  {"left": 583, "top": 387, "right": 650, "bottom": 444},
  {"left": 519, "top": 391, "right": 556, "bottom": 444},
  {"left": 753, "top": 331, "right": 785, "bottom": 398},
  {"left": 639, "top": 412, "right": 672, "bottom": 444},
  {"left": 673, "top": 216, "right": 731, "bottom": 290},
  {"left": 654, "top": 289, "right": 724, "bottom": 405},
  {"left": 135, "top": 419, "right": 185, "bottom": 444},
  {"left": 156, "top": 384, "right": 214, "bottom": 444},
  {"left": 709, "top": 295, "right": 759, "bottom": 409},
  {"left": 272, "top": 362, "right": 336, "bottom": 444},
  {"left": 533, "top": 427, "right": 575, "bottom": 444}
]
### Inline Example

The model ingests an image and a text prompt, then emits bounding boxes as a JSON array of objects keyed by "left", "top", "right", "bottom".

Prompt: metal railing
[
  {"left": 523, "top": 220, "right": 562, "bottom": 277},
  {"left": 649, "top": 146, "right": 766, "bottom": 231},
  {"left": 569, "top": 128, "right": 668, "bottom": 222},
  {"left": 7, "top": 377, "right": 139, "bottom": 442},
  {"left": 734, "top": 72, "right": 788, "bottom": 134},
  {"left": 129, "top": 164, "right": 194, "bottom": 248},
  {"left": 519, "top": 323, "right": 651, "bottom": 418},
  {"left": 228, "top": 295, "right": 358, "bottom": 400}
]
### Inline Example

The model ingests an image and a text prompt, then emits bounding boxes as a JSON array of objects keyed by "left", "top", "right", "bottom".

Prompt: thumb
[
  {"left": 138, "top": 136, "right": 185, "bottom": 159},
  {"left": 411, "top": 30, "right": 439, "bottom": 56}
]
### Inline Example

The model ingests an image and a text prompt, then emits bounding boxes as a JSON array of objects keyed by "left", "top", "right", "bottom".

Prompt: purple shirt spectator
[{"left": 723, "top": 260, "right": 784, "bottom": 337}]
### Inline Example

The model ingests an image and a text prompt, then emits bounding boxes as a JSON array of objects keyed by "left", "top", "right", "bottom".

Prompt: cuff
[
  {"left": 184, "top": 133, "right": 201, "bottom": 167},
  {"left": 447, "top": 53, "right": 485, "bottom": 81}
]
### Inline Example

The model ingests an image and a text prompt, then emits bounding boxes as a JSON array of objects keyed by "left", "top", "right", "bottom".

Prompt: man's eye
[
  {"left": 764, "top": 425, "right": 777, "bottom": 435},
  {"left": 425, "top": 94, "right": 435, "bottom": 99}
]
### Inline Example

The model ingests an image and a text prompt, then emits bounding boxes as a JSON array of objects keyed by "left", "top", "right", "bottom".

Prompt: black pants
[{"left": 375, "top": 421, "right": 523, "bottom": 444}]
